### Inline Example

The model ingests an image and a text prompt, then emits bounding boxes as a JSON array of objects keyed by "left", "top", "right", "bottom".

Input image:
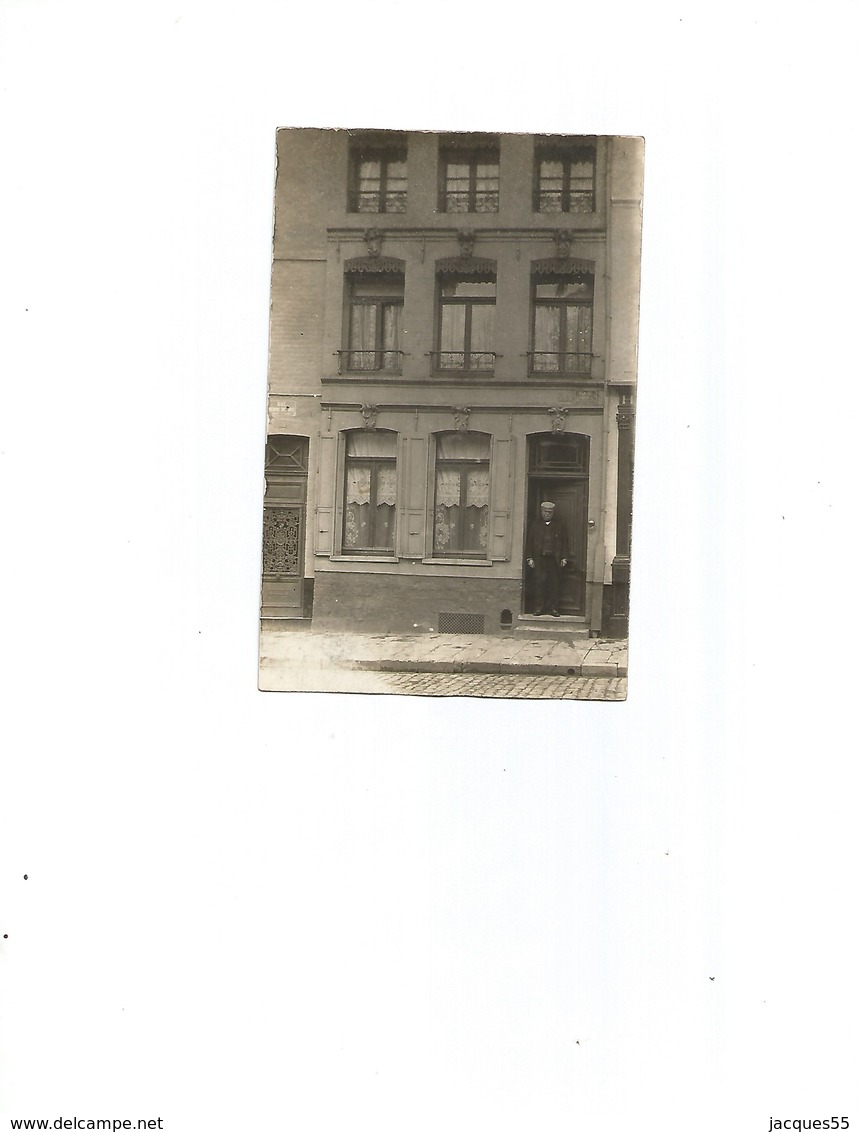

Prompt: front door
[
  {"left": 261, "top": 435, "right": 309, "bottom": 618},
  {"left": 524, "top": 434, "right": 590, "bottom": 616}
]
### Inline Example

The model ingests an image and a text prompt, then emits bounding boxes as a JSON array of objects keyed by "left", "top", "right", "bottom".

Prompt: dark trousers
[{"left": 534, "top": 554, "right": 561, "bottom": 613}]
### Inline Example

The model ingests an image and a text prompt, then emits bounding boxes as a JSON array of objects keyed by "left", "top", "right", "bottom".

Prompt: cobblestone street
[
  {"left": 372, "top": 671, "right": 627, "bottom": 700},
  {"left": 264, "top": 666, "right": 626, "bottom": 700},
  {"left": 260, "top": 626, "right": 629, "bottom": 699}
]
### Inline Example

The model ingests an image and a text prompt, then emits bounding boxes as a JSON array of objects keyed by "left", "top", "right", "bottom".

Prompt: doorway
[
  {"left": 261, "top": 435, "right": 309, "bottom": 618},
  {"left": 524, "top": 433, "right": 590, "bottom": 616}
]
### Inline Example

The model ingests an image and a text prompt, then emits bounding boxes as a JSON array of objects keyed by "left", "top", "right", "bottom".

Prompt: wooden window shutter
[
  {"left": 314, "top": 434, "right": 337, "bottom": 555},
  {"left": 489, "top": 437, "right": 516, "bottom": 561},
  {"left": 399, "top": 434, "right": 428, "bottom": 558}
]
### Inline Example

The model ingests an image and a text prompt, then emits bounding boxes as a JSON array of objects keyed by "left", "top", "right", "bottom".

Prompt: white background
[{"left": 1, "top": 3, "right": 858, "bottom": 1130}]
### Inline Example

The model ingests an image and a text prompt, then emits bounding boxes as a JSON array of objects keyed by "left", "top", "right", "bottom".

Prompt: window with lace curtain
[
  {"left": 439, "top": 137, "right": 499, "bottom": 214},
  {"left": 534, "top": 139, "right": 596, "bottom": 213},
  {"left": 347, "top": 135, "right": 407, "bottom": 214},
  {"left": 342, "top": 431, "right": 397, "bottom": 555},
  {"left": 432, "top": 432, "right": 490, "bottom": 558}
]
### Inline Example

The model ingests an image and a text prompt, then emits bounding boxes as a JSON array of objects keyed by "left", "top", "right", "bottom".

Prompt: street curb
[{"left": 350, "top": 659, "right": 623, "bottom": 677}]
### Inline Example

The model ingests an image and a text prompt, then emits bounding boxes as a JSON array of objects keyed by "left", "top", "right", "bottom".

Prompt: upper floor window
[
  {"left": 433, "top": 432, "right": 490, "bottom": 558},
  {"left": 343, "top": 430, "right": 397, "bottom": 555},
  {"left": 530, "top": 273, "right": 594, "bottom": 376},
  {"left": 348, "top": 135, "right": 407, "bottom": 214},
  {"left": 436, "top": 274, "right": 496, "bottom": 373},
  {"left": 534, "top": 139, "right": 596, "bottom": 213},
  {"left": 341, "top": 272, "right": 404, "bottom": 373},
  {"left": 439, "top": 136, "right": 499, "bottom": 213}
]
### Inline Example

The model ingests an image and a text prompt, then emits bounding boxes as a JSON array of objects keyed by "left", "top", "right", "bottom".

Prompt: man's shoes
[
  {"left": 551, "top": 610, "right": 560, "bottom": 617},
  {"left": 533, "top": 608, "right": 544, "bottom": 616}
]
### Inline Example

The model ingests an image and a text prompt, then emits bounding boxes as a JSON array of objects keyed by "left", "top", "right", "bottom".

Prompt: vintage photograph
[{"left": 258, "top": 130, "right": 643, "bottom": 698}]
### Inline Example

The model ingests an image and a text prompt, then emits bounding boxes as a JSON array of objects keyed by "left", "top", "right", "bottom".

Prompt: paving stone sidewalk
[{"left": 260, "top": 628, "right": 628, "bottom": 679}]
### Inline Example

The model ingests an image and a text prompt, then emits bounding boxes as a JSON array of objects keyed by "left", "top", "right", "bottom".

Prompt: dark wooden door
[
  {"left": 524, "top": 434, "right": 590, "bottom": 616},
  {"left": 261, "top": 436, "right": 309, "bottom": 618}
]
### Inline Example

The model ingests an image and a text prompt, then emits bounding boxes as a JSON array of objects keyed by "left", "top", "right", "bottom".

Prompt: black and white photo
[{"left": 259, "top": 129, "right": 643, "bottom": 698}]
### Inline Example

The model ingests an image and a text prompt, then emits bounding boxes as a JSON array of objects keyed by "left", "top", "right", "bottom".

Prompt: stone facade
[{"left": 261, "top": 130, "right": 642, "bottom": 637}]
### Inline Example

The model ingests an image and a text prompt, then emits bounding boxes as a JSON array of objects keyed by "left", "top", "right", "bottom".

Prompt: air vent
[{"left": 438, "top": 612, "right": 485, "bottom": 635}]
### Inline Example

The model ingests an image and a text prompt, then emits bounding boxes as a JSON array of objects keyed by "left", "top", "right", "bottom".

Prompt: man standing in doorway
[{"left": 526, "top": 500, "right": 570, "bottom": 616}]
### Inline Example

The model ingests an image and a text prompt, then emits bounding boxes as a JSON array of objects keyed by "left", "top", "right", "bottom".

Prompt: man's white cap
[{"left": 540, "top": 501, "right": 555, "bottom": 510}]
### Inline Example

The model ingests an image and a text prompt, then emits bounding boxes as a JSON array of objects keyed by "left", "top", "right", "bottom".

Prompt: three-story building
[{"left": 261, "top": 129, "right": 642, "bottom": 638}]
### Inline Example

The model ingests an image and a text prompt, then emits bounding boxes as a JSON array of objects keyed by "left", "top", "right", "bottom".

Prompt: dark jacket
[{"left": 526, "top": 516, "right": 570, "bottom": 564}]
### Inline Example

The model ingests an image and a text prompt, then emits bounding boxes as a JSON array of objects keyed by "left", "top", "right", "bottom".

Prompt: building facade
[{"left": 261, "top": 130, "right": 642, "bottom": 638}]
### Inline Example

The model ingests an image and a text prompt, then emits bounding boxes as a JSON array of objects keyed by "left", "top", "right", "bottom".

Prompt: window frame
[
  {"left": 529, "top": 273, "right": 595, "bottom": 377},
  {"left": 339, "top": 430, "right": 399, "bottom": 558},
  {"left": 533, "top": 140, "right": 597, "bottom": 214},
  {"left": 438, "top": 142, "right": 500, "bottom": 214},
  {"left": 435, "top": 274, "right": 497, "bottom": 374},
  {"left": 347, "top": 139, "right": 408, "bottom": 215},
  {"left": 341, "top": 273, "right": 405, "bottom": 374},
  {"left": 431, "top": 431, "right": 492, "bottom": 560}
]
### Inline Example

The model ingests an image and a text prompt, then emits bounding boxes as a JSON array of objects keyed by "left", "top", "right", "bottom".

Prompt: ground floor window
[
  {"left": 343, "top": 430, "right": 397, "bottom": 554},
  {"left": 433, "top": 432, "right": 490, "bottom": 557}
]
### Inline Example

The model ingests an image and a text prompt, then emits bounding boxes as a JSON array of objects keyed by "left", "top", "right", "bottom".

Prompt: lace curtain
[
  {"left": 345, "top": 463, "right": 396, "bottom": 506},
  {"left": 343, "top": 439, "right": 396, "bottom": 551},
  {"left": 433, "top": 463, "right": 489, "bottom": 554},
  {"left": 344, "top": 498, "right": 395, "bottom": 550},
  {"left": 433, "top": 501, "right": 488, "bottom": 553}
]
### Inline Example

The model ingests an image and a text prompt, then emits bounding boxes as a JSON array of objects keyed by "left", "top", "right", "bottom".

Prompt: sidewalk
[{"left": 260, "top": 625, "right": 628, "bottom": 680}]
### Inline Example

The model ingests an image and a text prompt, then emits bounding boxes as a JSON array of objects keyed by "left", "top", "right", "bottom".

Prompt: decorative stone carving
[
  {"left": 554, "top": 229, "right": 574, "bottom": 259},
  {"left": 457, "top": 228, "right": 476, "bottom": 258},
  {"left": 453, "top": 406, "right": 471, "bottom": 432},
  {"left": 360, "top": 404, "right": 378, "bottom": 430},
  {"left": 548, "top": 406, "right": 569, "bottom": 433},
  {"left": 363, "top": 228, "right": 383, "bottom": 257}
]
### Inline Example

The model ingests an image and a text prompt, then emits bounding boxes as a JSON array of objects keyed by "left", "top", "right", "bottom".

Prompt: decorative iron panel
[
  {"left": 438, "top": 612, "right": 485, "bottom": 635},
  {"left": 262, "top": 506, "right": 301, "bottom": 575}
]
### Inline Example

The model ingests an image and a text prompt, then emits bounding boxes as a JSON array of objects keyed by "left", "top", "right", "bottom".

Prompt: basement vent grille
[{"left": 438, "top": 612, "right": 485, "bottom": 635}]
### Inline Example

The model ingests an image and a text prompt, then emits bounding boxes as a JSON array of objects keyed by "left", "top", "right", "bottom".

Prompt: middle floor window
[
  {"left": 433, "top": 432, "right": 491, "bottom": 558},
  {"left": 344, "top": 274, "right": 404, "bottom": 373},
  {"left": 531, "top": 275, "right": 594, "bottom": 376},
  {"left": 437, "top": 276, "right": 496, "bottom": 373},
  {"left": 343, "top": 430, "right": 397, "bottom": 554}
]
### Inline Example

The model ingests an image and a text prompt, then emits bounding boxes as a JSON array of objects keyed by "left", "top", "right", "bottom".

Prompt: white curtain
[
  {"left": 436, "top": 433, "right": 490, "bottom": 461},
  {"left": 376, "top": 466, "right": 397, "bottom": 507},
  {"left": 343, "top": 434, "right": 397, "bottom": 551},
  {"left": 435, "top": 468, "right": 461, "bottom": 507},
  {"left": 466, "top": 469, "right": 489, "bottom": 507},
  {"left": 345, "top": 466, "right": 371, "bottom": 506},
  {"left": 349, "top": 304, "right": 376, "bottom": 353},
  {"left": 346, "top": 431, "right": 396, "bottom": 458}
]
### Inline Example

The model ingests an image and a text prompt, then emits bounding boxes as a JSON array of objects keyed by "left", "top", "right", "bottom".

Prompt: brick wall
[{"left": 268, "top": 260, "right": 326, "bottom": 394}]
